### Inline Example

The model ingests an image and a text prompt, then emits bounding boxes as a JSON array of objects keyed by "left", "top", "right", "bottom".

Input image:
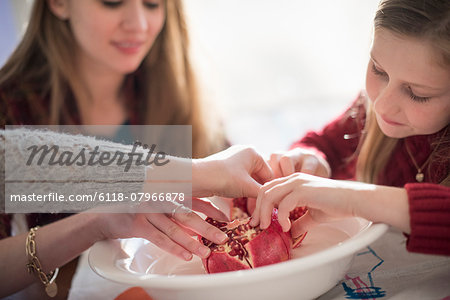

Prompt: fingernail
[
  {"left": 199, "top": 247, "right": 211, "bottom": 258},
  {"left": 183, "top": 252, "right": 193, "bottom": 261},
  {"left": 216, "top": 232, "right": 228, "bottom": 243}
]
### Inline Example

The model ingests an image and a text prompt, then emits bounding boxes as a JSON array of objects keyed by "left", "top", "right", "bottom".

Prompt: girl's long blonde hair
[
  {"left": 0, "top": 0, "right": 226, "bottom": 158},
  {"left": 356, "top": 0, "right": 450, "bottom": 185}
]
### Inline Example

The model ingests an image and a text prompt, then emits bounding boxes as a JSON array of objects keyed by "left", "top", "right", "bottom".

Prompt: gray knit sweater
[{"left": 1, "top": 128, "right": 146, "bottom": 213}]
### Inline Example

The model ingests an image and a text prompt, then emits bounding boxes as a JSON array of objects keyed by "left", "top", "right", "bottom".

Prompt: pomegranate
[{"left": 200, "top": 198, "right": 307, "bottom": 274}]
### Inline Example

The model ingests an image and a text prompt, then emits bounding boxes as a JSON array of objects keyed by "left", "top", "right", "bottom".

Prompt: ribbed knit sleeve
[{"left": 405, "top": 183, "right": 450, "bottom": 256}]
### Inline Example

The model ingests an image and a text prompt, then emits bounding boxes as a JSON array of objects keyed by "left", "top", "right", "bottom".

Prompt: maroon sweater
[
  {"left": 291, "top": 94, "right": 450, "bottom": 256},
  {"left": 0, "top": 78, "right": 141, "bottom": 239}
]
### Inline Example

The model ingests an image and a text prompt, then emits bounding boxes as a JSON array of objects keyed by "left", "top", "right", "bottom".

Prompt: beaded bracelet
[{"left": 25, "top": 226, "right": 59, "bottom": 297}]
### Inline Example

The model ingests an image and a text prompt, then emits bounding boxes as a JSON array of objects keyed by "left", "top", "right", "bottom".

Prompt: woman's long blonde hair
[
  {"left": 0, "top": 0, "right": 226, "bottom": 158},
  {"left": 356, "top": 0, "right": 450, "bottom": 185}
]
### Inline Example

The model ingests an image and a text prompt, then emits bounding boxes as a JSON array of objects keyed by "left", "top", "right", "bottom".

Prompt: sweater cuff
[{"left": 405, "top": 183, "right": 450, "bottom": 256}]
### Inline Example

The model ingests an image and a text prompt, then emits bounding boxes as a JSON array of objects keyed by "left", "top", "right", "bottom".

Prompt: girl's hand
[
  {"left": 269, "top": 148, "right": 331, "bottom": 178},
  {"left": 250, "top": 173, "right": 369, "bottom": 232},
  {"left": 95, "top": 197, "right": 229, "bottom": 261},
  {"left": 249, "top": 173, "right": 410, "bottom": 235},
  {"left": 193, "top": 145, "right": 273, "bottom": 198}
]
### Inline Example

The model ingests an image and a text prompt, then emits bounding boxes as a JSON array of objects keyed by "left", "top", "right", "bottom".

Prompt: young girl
[{"left": 250, "top": 0, "right": 450, "bottom": 256}]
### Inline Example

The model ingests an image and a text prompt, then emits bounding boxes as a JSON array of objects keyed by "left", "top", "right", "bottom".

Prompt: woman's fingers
[
  {"left": 251, "top": 154, "right": 274, "bottom": 184},
  {"left": 133, "top": 199, "right": 231, "bottom": 260},
  {"left": 170, "top": 207, "right": 228, "bottom": 245},
  {"left": 191, "top": 197, "right": 229, "bottom": 221},
  {"left": 146, "top": 213, "right": 212, "bottom": 259},
  {"left": 136, "top": 216, "right": 194, "bottom": 261},
  {"left": 246, "top": 197, "right": 257, "bottom": 215},
  {"left": 236, "top": 149, "right": 274, "bottom": 198},
  {"left": 239, "top": 175, "right": 265, "bottom": 199},
  {"left": 249, "top": 193, "right": 263, "bottom": 227}
]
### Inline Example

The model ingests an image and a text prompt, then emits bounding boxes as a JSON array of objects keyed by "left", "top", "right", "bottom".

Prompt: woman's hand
[
  {"left": 249, "top": 173, "right": 410, "bottom": 236},
  {"left": 269, "top": 148, "right": 331, "bottom": 179},
  {"left": 95, "top": 198, "right": 229, "bottom": 261},
  {"left": 95, "top": 145, "right": 273, "bottom": 262},
  {"left": 193, "top": 145, "right": 273, "bottom": 198}
]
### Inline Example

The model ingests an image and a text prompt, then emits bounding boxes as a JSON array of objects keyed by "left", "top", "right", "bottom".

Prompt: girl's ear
[{"left": 47, "top": 0, "right": 70, "bottom": 20}]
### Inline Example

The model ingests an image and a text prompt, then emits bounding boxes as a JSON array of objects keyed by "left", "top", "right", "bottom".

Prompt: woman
[
  {"left": 0, "top": 0, "right": 225, "bottom": 156},
  {"left": 0, "top": 128, "right": 273, "bottom": 297},
  {"left": 1, "top": 0, "right": 229, "bottom": 237},
  {"left": 0, "top": 0, "right": 232, "bottom": 297}
]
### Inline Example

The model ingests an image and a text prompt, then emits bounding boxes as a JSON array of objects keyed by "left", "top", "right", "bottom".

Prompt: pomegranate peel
[{"left": 201, "top": 208, "right": 307, "bottom": 274}]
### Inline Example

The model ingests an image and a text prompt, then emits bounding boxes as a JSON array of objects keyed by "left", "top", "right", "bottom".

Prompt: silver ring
[
  {"left": 170, "top": 205, "right": 182, "bottom": 218},
  {"left": 170, "top": 204, "right": 190, "bottom": 218}
]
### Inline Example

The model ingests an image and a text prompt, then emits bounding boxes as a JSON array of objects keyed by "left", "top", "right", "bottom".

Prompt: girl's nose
[
  {"left": 373, "top": 84, "right": 401, "bottom": 116},
  {"left": 121, "top": 2, "right": 148, "bottom": 32}
]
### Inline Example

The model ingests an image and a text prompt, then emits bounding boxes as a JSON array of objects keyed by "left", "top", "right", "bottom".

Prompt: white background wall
[
  {"left": 184, "top": 0, "right": 379, "bottom": 155},
  {"left": 1, "top": 0, "right": 380, "bottom": 156}
]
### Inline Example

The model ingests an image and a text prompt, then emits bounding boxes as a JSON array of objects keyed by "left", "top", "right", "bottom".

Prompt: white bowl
[{"left": 89, "top": 217, "right": 388, "bottom": 300}]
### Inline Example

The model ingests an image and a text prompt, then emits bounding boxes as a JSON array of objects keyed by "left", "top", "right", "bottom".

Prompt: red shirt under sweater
[{"left": 290, "top": 93, "right": 450, "bottom": 256}]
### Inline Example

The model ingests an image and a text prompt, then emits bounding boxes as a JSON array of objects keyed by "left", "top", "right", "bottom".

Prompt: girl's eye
[
  {"left": 101, "top": 1, "right": 122, "bottom": 8},
  {"left": 405, "top": 86, "right": 431, "bottom": 103},
  {"left": 371, "top": 63, "right": 388, "bottom": 78}
]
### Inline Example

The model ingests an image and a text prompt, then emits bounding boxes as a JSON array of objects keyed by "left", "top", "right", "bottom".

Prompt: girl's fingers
[
  {"left": 269, "top": 153, "right": 284, "bottom": 178},
  {"left": 147, "top": 213, "right": 212, "bottom": 259},
  {"left": 290, "top": 210, "right": 316, "bottom": 238},
  {"left": 277, "top": 192, "right": 302, "bottom": 232},
  {"left": 258, "top": 179, "right": 295, "bottom": 229},
  {"left": 299, "top": 155, "right": 319, "bottom": 175},
  {"left": 258, "top": 195, "right": 275, "bottom": 230},
  {"left": 137, "top": 218, "right": 193, "bottom": 261},
  {"left": 279, "top": 155, "right": 296, "bottom": 177},
  {"left": 250, "top": 176, "right": 292, "bottom": 227},
  {"left": 308, "top": 209, "right": 342, "bottom": 223}
]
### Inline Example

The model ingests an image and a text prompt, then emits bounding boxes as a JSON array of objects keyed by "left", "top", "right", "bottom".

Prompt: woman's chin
[{"left": 120, "top": 65, "right": 140, "bottom": 75}]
